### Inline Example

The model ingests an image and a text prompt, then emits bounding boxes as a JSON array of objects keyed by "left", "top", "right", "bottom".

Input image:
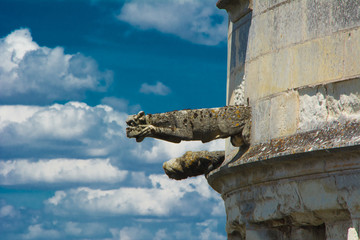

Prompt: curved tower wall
[{"left": 209, "top": 1, "right": 360, "bottom": 239}]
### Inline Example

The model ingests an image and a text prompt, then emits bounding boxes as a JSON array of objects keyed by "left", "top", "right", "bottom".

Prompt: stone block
[
  {"left": 298, "top": 85, "right": 328, "bottom": 131},
  {"left": 273, "top": 0, "right": 305, "bottom": 50},
  {"left": 344, "top": 27, "right": 360, "bottom": 78},
  {"left": 332, "top": 0, "right": 360, "bottom": 32},
  {"left": 257, "top": 53, "right": 274, "bottom": 96},
  {"left": 251, "top": 96, "right": 270, "bottom": 144},
  {"left": 246, "top": 226, "right": 282, "bottom": 240},
  {"left": 252, "top": 0, "right": 269, "bottom": 16},
  {"left": 325, "top": 220, "right": 352, "bottom": 240},
  {"left": 269, "top": 91, "right": 299, "bottom": 139},
  {"left": 317, "top": 33, "right": 344, "bottom": 83},
  {"left": 270, "top": 47, "right": 293, "bottom": 94},
  {"left": 291, "top": 39, "right": 320, "bottom": 87},
  {"left": 329, "top": 79, "right": 360, "bottom": 115},
  {"left": 297, "top": 177, "right": 340, "bottom": 211},
  {"left": 335, "top": 174, "right": 360, "bottom": 218},
  {"left": 246, "top": 49, "right": 293, "bottom": 101},
  {"left": 291, "top": 226, "right": 325, "bottom": 240},
  {"left": 246, "top": 9, "right": 275, "bottom": 61},
  {"left": 244, "top": 59, "right": 260, "bottom": 101},
  {"left": 268, "top": 0, "right": 288, "bottom": 9},
  {"left": 297, "top": 80, "right": 360, "bottom": 132},
  {"left": 305, "top": 0, "right": 334, "bottom": 40},
  {"left": 245, "top": 55, "right": 274, "bottom": 101},
  {"left": 291, "top": 33, "right": 344, "bottom": 88}
]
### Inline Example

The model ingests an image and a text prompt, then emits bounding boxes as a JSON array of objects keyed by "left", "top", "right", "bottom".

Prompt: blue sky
[{"left": 0, "top": 0, "right": 229, "bottom": 239}]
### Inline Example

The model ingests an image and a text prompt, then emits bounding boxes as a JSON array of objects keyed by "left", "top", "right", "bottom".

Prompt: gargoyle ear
[
  {"left": 138, "top": 111, "right": 145, "bottom": 117},
  {"left": 126, "top": 116, "right": 135, "bottom": 126}
]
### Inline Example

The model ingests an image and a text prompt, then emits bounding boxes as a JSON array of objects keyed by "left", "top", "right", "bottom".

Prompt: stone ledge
[
  {"left": 207, "top": 120, "right": 360, "bottom": 193},
  {"left": 236, "top": 120, "right": 360, "bottom": 166},
  {"left": 207, "top": 135, "right": 360, "bottom": 238}
]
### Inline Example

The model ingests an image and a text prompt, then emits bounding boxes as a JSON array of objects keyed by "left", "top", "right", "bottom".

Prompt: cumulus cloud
[
  {"left": 131, "top": 138, "right": 225, "bottom": 163},
  {"left": 198, "top": 219, "right": 226, "bottom": 240},
  {"left": 101, "top": 96, "right": 141, "bottom": 113},
  {"left": 46, "top": 174, "right": 221, "bottom": 217},
  {"left": 0, "top": 158, "right": 127, "bottom": 185},
  {"left": 64, "top": 222, "right": 107, "bottom": 238},
  {"left": 0, "top": 29, "right": 112, "bottom": 103},
  {"left": 139, "top": 81, "right": 171, "bottom": 96},
  {"left": 111, "top": 226, "right": 151, "bottom": 240},
  {"left": 22, "top": 224, "right": 60, "bottom": 239},
  {"left": 0, "top": 102, "right": 128, "bottom": 159},
  {"left": 0, "top": 204, "right": 16, "bottom": 218},
  {"left": 118, "top": 0, "right": 227, "bottom": 45}
]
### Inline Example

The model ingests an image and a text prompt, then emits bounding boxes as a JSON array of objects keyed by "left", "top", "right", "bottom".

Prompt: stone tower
[{"left": 207, "top": 0, "right": 360, "bottom": 239}]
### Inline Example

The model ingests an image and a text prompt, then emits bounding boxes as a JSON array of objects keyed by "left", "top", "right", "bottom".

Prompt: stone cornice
[
  {"left": 216, "top": 0, "right": 253, "bottom": 22},
  {"left": 207, "top": 120, "right": 360, "bottom": 193}
]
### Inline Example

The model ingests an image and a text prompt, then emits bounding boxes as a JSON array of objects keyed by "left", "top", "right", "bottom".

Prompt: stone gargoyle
[
  {"left": 163, "top": 150, "right": 225, "bottom": 180},
  {"left": 126, "top": 105, "right": 251, "bottom": 147}
]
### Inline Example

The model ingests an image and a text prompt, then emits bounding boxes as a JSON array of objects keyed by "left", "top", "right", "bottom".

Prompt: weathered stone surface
[
  {"left": 207, "top": 146, "right": 360, "bottom": 239},
  {"left": 163, "top": 151, "right": 225, "bottom": 180},
  {"left": 243, "top": 0, "right": 360, "bottom": 103},
  {"left": 269, "top": 91, "right": 299, "bottom": 139},
  {"left": 126, "top": 106, "right": 251, "bottom": 147},
  {"left": 251, "top": 98, "right": 270, "bottom": 144},
  {"left": 344, "top": 28, "right": 360, "bottom": 78},
  {"left": 325, "top": 221, "right": 352, "bottom": 240},
  {"left": 230, "top": 121, "right": 360, "bottom": 165},
  {"left": 215, "top": 0, "right": 360, "bottom": 239},
  {"left": 298, "top": 78, "right": 360, "bottom": 132}
]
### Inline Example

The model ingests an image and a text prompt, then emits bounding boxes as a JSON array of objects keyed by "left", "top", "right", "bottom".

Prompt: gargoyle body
[
  {"left": 163, "top": 151, "right": 225, "bottom": 180},
  {"left": 126, "top": 106, "right": 251, "bottom": 147}
]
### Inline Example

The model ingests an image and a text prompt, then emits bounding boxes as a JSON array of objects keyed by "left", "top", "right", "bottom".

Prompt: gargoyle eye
[{"left": 126, "top": 119, "right": 135, "bottom": 126}]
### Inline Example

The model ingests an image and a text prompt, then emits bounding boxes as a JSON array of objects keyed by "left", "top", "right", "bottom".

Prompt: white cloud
[
  {"left": 154, "top": 229, "right": 168, "bottom": 240},
  {"left": 22, "top": 224, "right": 61, "bottom": 239},
  {"left": 64, "top": 222, "right": 107, "bottom": 238},
  {"left": 197, "top": 219, "right": 226, "bottom": 240},
  {"left": 46, "top": 174, "right": 221, "bottom": 217},
  {"left": 0, "top": 158, "right": 127, "bottom": 185},
  {"left": 0, "top": 102, "right": 128, "bottom": 159},
  {"left": 200, "top": 228, "right": 226, "bottom": 240},
  {"left": 139, "top": 81, "right": 171, "bottom": 96},
  {"left": 131, "top": 138, "right": 225, "bottom": 163},
  {"left": 111, "top": 226, "right": 151, "bottom": 240},
  {"left": 118, "top": 0, "right": 227, "bottom": 46},
  {"left": 211, "top": 199, "right": 226, "bottom": 216},
  {"left": 101, "top": 97, "right": 141, "bottom": 113},
  {"left": 0, "top": 29, "right": 112, "bottom": 103},
  {"left": 0, "top": 205, "right": 16, "bottom": 218},
  {"left": 129, "top": 171, "right": 148, "bottom": 186}
]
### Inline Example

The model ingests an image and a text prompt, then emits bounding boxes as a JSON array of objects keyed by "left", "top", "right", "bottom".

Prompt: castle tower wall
[{"left": 209, "top": 1, "right": 360, "bottom": 239}]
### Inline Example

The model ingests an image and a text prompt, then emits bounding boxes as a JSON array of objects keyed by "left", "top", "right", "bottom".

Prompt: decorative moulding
[{"left": 216, "top": 0, "right": 253, "bottom": 22}]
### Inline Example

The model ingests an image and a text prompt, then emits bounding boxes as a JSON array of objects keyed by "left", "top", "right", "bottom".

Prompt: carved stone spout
[
  {"left": 163, "top": 151, "right": 225, "bottom": 180},
  {"left": 126, "top": 106, "right": 251, "bottom": 147}
]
